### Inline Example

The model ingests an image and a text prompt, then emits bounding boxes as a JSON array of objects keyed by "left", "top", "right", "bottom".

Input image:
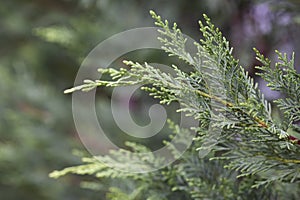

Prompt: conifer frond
[
  {"left": 255, "top": 48, "right": 300, "bottom": 126},
  {"left": 57, "top": 11, "right": 300, "bottom": 198}
]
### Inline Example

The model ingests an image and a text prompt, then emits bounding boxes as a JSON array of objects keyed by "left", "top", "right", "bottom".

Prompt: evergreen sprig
[
  {"left": 54, "top": 11, "right": 300, "bottom": 199},
  {"left": 255, "top": 49, "right": 300, "bottom": 127}
]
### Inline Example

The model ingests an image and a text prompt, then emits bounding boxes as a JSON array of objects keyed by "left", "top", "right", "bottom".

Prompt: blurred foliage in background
[{"left": 0, "top": 0, "right": 299, "bottom": 199}]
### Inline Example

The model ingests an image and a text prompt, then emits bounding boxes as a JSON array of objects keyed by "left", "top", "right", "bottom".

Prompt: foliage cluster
[
  {"left": 2, "top": 1, "right": 300, "bottom": 199},
  {"left": 51, "top": 11, "right": 300, "bottom": 199}
]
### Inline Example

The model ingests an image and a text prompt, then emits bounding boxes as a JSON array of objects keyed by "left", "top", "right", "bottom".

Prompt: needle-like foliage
[{"left": 52, "top": 11, "right": 300, "bottom": 199}]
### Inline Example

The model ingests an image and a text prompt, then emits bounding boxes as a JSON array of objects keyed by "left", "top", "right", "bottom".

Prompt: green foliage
[
  {"left": 255, "top": 49, "right": 300, "bottom": 126},
  {"left": 53, "top": 11, "right": 300, "bottom": 199},
  {"left": 0, "top": 1, "right": 115, "bottom": 199},
  {"left": 0, "top": 65, "right": 89, "bottom": 200}
]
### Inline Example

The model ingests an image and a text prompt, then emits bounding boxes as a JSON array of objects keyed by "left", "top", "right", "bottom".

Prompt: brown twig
[{"left": 195, "top": 90, "right": 300, "bottom": 145}]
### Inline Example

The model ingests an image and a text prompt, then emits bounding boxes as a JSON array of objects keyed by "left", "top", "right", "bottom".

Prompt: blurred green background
[{"left": 0, "top": 0, "right": 299, "bottom": 199}]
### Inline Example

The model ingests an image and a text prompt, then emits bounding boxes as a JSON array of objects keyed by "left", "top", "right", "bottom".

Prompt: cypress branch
[{"left": 55, "top": 10, "right": 300, "bottom": 199}]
